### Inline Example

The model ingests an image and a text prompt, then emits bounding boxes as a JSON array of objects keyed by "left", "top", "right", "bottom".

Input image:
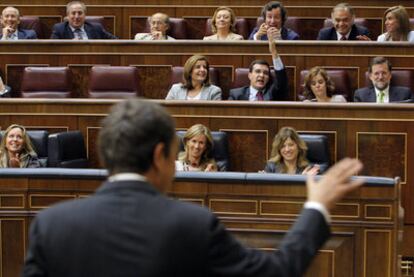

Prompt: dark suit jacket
[
  {"left": 50, "top": 21, "right": 117, "bottom": 39},
  {"left": 23, "top": 180, "right": 330, "bottom": 277},
  {"left": 354, "top": 86, "right": 413, "bottom": 102},
  {"left": 0, "top": 28, "right": 37, "bottom": 39},
  {"left": 317, "top": 24, "right": 370, "bottom": 40},
  {"left": 228, "top": 68, "right": 288, "bottom": 101}
]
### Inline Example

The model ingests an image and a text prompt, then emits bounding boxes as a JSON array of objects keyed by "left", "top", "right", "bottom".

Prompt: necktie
[
  {"left": 340, "top": 35, "right": 347, "bottom": 41},
  {"left": 74, "top": 29, "right": 84, "bottom": 40},
  {"left": 378, "top": 91, "right": 385, "bottom": 103},
  {"left": 256, "top": 90, "right": 264, "bottom": 101}
]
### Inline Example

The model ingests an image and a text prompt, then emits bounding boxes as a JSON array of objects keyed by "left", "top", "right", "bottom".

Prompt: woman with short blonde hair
[{"left": 203, "top": 7, "right": 243, "bottom": 40}]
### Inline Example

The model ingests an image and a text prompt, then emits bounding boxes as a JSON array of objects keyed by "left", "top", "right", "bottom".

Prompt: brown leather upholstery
[
  {"left": 85, "top": 16, "right": 105, "bottom": 26},
  {"left": 144, "top": 17, "right": 187, "bottom": 39},
  {"left": 298, "top": 69, "right": 351, "bottom": 101},
  {"left": 88, "top": 66, "right": 139, "bottom": 98},
  {"left": 323, "top": 18, "right": 369, "bottom": 29},
  {"left": 21, "top": 67, "right": 73, "bottom": 98},
  {"left": 364, "top": 70, "right": 414, "bottom": 92},
  {"left": 20, "top": 16, "right": 43, "bottom": 38},
  {"left": 204, "top": 18, "right": 249, "bottom": 39},
  {"left": 231, "top": 68, "right": 277, "bottom": 89},
  {"left": 171, "top": 66, "right": 219, "bottom": 86}
]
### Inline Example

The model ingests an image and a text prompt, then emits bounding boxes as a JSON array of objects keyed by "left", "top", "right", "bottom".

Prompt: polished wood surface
[
  {"left": 0, "top": 171, "right": 401, "bottom": 276},
  {"left": 1, "top": 4, "right": 413, "bottom": 39},
  {"left": 1, "top": 41, "right": 414, "bottom": 100}
]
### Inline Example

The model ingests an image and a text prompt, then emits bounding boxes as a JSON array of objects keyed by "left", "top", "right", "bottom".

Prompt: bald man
[
  {"left": 1, "top": 7, "right": 37, "bottom": 40},
  {"left": 134, "top": 13, "right": 175, "bottom": 40}
]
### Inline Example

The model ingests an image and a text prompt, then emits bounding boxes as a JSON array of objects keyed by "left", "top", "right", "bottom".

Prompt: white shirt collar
[
  {"left": 249, "top": 86, "right": 259, "bottom": 101},
  {"left": 374, "top": 86, "right": 390, "bottom": 103},
  {"left": 336, "top": 30, "right": 351, "bottom": 40},
  {"left": 69, "top": 25, "right": 86, "bottom": 33},
  {"left": 108, "top": 173, "right": 147, "bottom": 182}
]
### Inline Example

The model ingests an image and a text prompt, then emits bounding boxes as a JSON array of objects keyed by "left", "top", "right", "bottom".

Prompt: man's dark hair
[
  {"left": 261, "top": 1, "right": 287, "bottom": 26},
  {"left": 369, "top": 56, "right": 392, "bottom": 73},
  {"left": 98, "top": 99, "right": 175, "bottom": 175}
]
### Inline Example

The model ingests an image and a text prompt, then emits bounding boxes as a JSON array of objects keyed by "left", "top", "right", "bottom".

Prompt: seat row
[
  {"left": 19, "top": 15, "right": 414, "bottom": 40},
  {"left": 0, "top": 130, "right": 88, "bottom": 168},
  {"left": 14, "top": 65, "right": 414, "bottom": 101}
]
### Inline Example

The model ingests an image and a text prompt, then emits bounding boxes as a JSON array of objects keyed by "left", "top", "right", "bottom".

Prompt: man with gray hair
[
  {"left": 317, "top": 3, "right": 370, "bottom": 41},
  {"left": 1, "top": 6, "right": 37, "bottom": 40},
  {"left": 135, "top": 13, "right": 175, "bottom": 40},
  {"left": 51, "top": 1, "right": 116, "bottom": 39}
]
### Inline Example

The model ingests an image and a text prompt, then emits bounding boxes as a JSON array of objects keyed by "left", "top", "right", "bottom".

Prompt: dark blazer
[
  {"left": 354, "top": 86, "right": 413, "bottom": 102},
  {"left": 0, "top": 28, "right": 37, "bottom": 39},
  {"left": 50, "top": 21, "right": 117, "bottom": 39},
  {"left": 228, "top": 68, "right": 288, "bottom": 101},
  {"left": 23, "top": 180, "right": 330, "bottom": 277},
  {"left": 317, "top": 24, "right": 370, "bottom": 40},
  {"left": 248, "top": 26, "right": 299, "bottom": 40}
]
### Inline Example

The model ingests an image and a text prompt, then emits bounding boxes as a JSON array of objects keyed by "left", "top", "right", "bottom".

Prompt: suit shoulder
[{"left": 317, "top": 27, "right": 334, "bottom": 39}]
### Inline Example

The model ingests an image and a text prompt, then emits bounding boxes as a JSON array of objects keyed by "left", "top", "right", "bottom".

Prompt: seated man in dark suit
[
  {"left": 51, "top": 1, "right": 116, "bottom": 40},
  {"left": 317, "top": 3, "right": 370, "bottom": 41},
  {"left": 249, "top": 1, "right": 299, "bottom": 41},
  {"left": 354, "top": 56, "right": 413, "bottom": 102},
  {"left": 0, "top": 6, "right": 37, "bottom": 40},
  {"left": 229, "top": 36, "right": 288, "bottom": 101},
  {"left": 22, "top": 98, "right": 364, "bottom": 277}
]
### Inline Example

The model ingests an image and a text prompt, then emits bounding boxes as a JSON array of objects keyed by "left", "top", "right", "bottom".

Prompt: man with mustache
[
  {"left": 0, "top": 6, "right": 37, "bottom": 40},
  {"left": 229, "top": 37, "right": 288, "bottom": 101}
]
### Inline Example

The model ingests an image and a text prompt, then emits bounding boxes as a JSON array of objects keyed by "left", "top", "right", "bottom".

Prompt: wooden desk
[{"left": 0, "top": 170, "right": 401, "bottom": 277}]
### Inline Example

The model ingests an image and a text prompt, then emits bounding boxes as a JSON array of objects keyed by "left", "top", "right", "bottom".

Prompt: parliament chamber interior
[{"left": 0, "top": 0, "right": 414, "bottom": 276}]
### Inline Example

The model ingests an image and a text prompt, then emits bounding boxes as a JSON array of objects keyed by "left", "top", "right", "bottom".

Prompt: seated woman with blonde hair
[
  {"left": 302, "top": 67, "right": 347, "bottom": 102},
  {"left": 166, "top": 55, "right": 222, "bottom": 100},
  {"left": 176, "top": 124, "right": 217, "bottom": 172},
  {"left": 0, "top": 124, "right": 40, "bottom": 168},
  {"left": 377, "top": 6, "right": 414, "bottom": 42},
  {"left": 203, "top": 6, "right": 243, "bottom": 41},
  {"left": 265, "top": 127, "right": 319, "bottom": 174}
]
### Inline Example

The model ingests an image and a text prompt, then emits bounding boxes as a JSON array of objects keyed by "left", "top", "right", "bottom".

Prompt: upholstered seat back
[
  {"left": 20, "top": 16, "right": 43, "bottom": 38},
  {"left": 48, "top": 131, "right": 88, "bottom": 168},
  {"left": 88, "top": 66, "right": 139, "bottom": 98},
  {"left": 299, "top": 134, "right": 330, "bottom": 173},
  {"left": 21, "top": 67, "right": 72, "bottom": 98},
  {"left": 176, "top": 130, "right": 230, "bottom": 171},
  {"left": 144, "top": 17, "right": 188, "bottom": 39}
]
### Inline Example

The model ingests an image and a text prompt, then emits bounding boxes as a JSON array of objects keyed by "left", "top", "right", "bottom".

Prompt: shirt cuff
[
  {"left": 272, "top": 57, "right": 284, "bottom": 71},
  {"left": 304, "top": 201, "right": 331, "bottom": 224}
]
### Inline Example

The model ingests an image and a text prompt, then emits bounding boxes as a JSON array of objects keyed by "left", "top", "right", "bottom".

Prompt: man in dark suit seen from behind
[
  {"left": 354, "top": 56, "right": 413, "bottom": 102},
  {"left": 51, "top": 1, "right": 116, "bottom": 40},
  {"left": 22, "top": 99, "right": 364, "bottom": 277},
  {"left": 317, "top": 3, "right": 370, "bottom": 41},
  {"left": 0, "top": 7, "right": 37, "bottom": 40},
  {"left": 229, "top": 35, "right": 288, "bottom": 101}
]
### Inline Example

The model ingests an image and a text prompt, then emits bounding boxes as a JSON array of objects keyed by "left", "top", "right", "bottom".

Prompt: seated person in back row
[
  {"left": 317, "top": 3, "right": 370, "bottom": 41},
  {"left": 166, "top": 55, "right": 222, "bottom": 100},
  {"left": 0, "top": 124, "right": 40, "bottom": 168},
  {"left": 302, "top": 67, "right": 347, "bottom": 102},
  {"left": 1, "top": 6, "right": 37, "bottom": 40},
  {"left": 203, "top": 6, "right": 243, "bottom": 41},
  {"left": 229, "top": 35, "right": 288, "bottom": 101},
  {"left": 175, "top": 124, "right": 217, "bottom": 172},
  {"left": 354, "top": 56, "right": 413, "bottom": 102},
  {"left": 249, "top": 1, "right": 299, "bottom": 41},
  {"left": 51, "top": 1, "right": 117, "bottom": 40},
  {"left": 135, "top": 13, "right": 175, "bottom": 40}
]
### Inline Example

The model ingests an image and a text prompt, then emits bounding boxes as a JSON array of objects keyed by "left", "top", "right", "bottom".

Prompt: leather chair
[
  {"left": 85, "top": 16, "right": 105, "bottom": 26},
  {"left": 20, "top": 67, "right": 73, "bottom": 98},
  {"left": 171, "top": 66, "right": 219, "bottom": 86},
  {"left": 231, "top": 68, "right": 277, "bottom": 89},
  {"left": 88, "top": 66, "right": 139, "bottom": 98},
  {"left": 20, "top": 16, "right": 43, "bottom": 38},
  {"left": 0, "top": 130, "right": 49, "bottom": 167},
  {"left": 298, "top": 69, "right": 351, "bottom": 101},
  {"left": 176, "top": 130, "right": 230, "bottom": 171},
  {"left": 299, "top": 134, "right": 330, "bottom": 173},
  {"left": 144, "top": 17, "right": 188, "bottom": 39},
  {"left": 204, "top": 18, "right": 249, "bottom": 39},
  {"left": 48, "top": 131, "right": 88, "bottom": 168},
  {"left": 364, "top": 70, "right": 414, "bottom": 93}
]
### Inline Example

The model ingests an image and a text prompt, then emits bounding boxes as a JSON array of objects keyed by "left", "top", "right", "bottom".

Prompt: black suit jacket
[
  {"left": 354, "top": 86, "right": 413, "bottom": 102},
  {"left": 228, "top": 68, "right": 288, "bottom": 101},
  {"left": 50, "top": 21, "right": 117, "bottom": 39},
  {"left": 0, "top": 28, "right": 37, "bottom": 39},
  {"left": 23, "top": 180, "right": 330, "bottom": 277},
  {"left": 317, "top": 24, "right": 370, "bottom": 40}
]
